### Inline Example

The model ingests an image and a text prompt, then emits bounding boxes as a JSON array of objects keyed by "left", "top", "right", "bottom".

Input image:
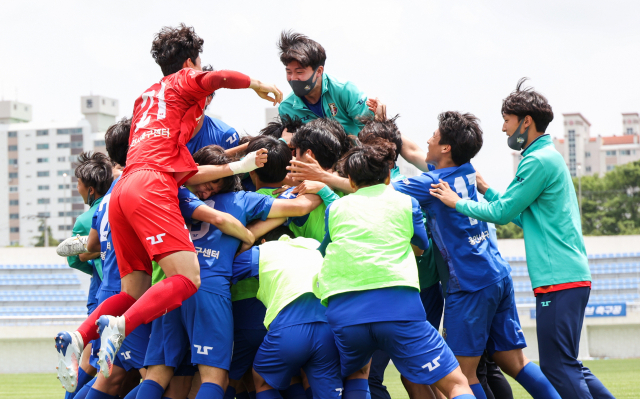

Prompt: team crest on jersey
[{"left": 329, "top": 103, "right": 338, "bottom": 116}]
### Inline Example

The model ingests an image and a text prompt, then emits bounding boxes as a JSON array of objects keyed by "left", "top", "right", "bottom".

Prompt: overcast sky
[{"left": 2, "top": 0, "right": 639, "bottom": 191}]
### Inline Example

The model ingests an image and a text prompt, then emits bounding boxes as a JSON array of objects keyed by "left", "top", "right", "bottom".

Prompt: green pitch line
[{"left": 0, "top": 359, "right": 638, "bottom": 398}]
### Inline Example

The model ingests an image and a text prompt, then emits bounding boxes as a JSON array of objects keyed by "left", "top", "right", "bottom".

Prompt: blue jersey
[
  {"left": 186, "top": 116, "right": 239, "bottom": 154},
  {"left": 92, "top": 177, "right": 120, "bottom": 292},
  {"left": 392, "top": 163, "right": 510, "bottom": 294},
  {"left": 179, "top": 190, "right": 275, "bottom": 297}
]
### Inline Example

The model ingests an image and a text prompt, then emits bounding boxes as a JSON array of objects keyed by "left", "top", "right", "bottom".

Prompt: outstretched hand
[
  {"left": 287, "top": 158, "right": 327, "bottom": 182},
  {"left": 366, "top": 97, "right": 387, "bottom": 121},
  {"left": 250, "top": 79, "right": 283, "bottom": 105},
  {"left": 429, "top": 179, "right": 461, "bottom": 209},
  {"left": 292, "top": 180, "right": 326, "bottom": 195}
]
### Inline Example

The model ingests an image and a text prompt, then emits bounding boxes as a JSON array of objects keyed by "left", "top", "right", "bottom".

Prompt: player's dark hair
[
  {"left": 278, "top": 30, "right": 326, "bottom": 69},
  {"left": 259, "top": 225, "right": 294, "bottom": 244},
  {"left": 341, "top": 139, "right": 396, "bottom": 188},
  {"left": 501, "top": 78, "right": 554, "bottom": 133},
  {"left": 290, "top": 119, "right": 344, "bottom": 169},
  {"left": 151, "top": 24, "right": 204, "bottom": 76},
  {"left": 358, "top": 115, "right": 402, "bottom": 162},
  {"left": 74, "top": 152, "right": 114, "bottom": 197},
  {"left": 192, "top": 145, "right": 243, "bottom": 193},
  {"left": 246, "top": 136, "right": 291, "bottom": 184},
  {"left": 105, "top": 117, "right": 131, "bottom": 167},
  {"left": 437, "top": 111, "right": 483, "bottom": 166},
  {"left": 202, "top": 64, "right": 216, "bottom": 105},
  {"left": 259, "top": 115, "right": 304, "bottom": 139}
]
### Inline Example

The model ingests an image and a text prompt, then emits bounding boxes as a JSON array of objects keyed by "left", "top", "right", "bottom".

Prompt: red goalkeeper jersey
[{"left": 126, "top": 68, "right": 250, "bottom": 185}]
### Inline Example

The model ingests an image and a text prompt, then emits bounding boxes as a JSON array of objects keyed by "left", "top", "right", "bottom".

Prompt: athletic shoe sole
[
  {"left": 96, "top": 315, "right": 124, "bottom": 378},
  {"left": 55, "top": 331, "right": 81, "bottom": 392}
]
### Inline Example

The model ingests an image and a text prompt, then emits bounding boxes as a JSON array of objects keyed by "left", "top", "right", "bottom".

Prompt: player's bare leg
[
  {"left": 92, "top": 364, "right": 127, "bottom": 396},
  {"left": 492, "top": 349, "right": 561, "bottom": 399},
  {"left": 432, "top": 366, "right": 474, "bottom": 398},
  {"left": 401, "top": 375, "right": 439, "bottom": 399},
  {"left": 197, "top": 365, "right": 229, "bottom": 397},
  {"left": 491, "top": 349, "right": 528, "bottom": 378},
  {"left": 165, "top": 375, "right": 194, "bottom": 399}
]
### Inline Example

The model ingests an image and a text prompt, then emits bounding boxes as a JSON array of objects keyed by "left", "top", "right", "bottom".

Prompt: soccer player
[
  {"left": 259, "top": 114, "right": 303, "bottom": 145},
  {"left": 429, "top": 80, "right": 614, "bottom": 399},
  {"left": 394, "top": 111, "right": 560, "bottom": 399},
  {"left": 138, "top": 145, "right": 323, "bottom": 399},
  {"left": 54, "top": 23, "right": 283, "bottom": 386},
  {"left": 277, "top": 31, "right": 382, "bottom": 135},
  {"left": 316, "top": 140, "right": 473, "bottom": 399}
]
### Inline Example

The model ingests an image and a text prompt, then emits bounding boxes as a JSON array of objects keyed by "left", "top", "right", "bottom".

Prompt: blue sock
[
  {"left": 248, "top": 391, "right": 257, "bottom": 399},
  {"left": 74, "top": 378, "right": 97, "bottom": 399},
  {"left": 196, "top": 382, "right": 225, "bottom": 399},
  {"left": 136, "top": 380, "right": 165, "bottom": 399},
  {"left": 85, "top": 387, "right": 118, "bottom": 399},
  {"left": 452, "top": 395, "right": 476, "bottom": 399},
  {"left": 224, "top": 386, "right": 236, "bottom": 399},
  {"left": 123, "top": 385, "right": 141, "bottom": 399},
  {"left": 285, "top": 383, "right": 306, "bottom": 399},
  {"left": 470, "top": 383, "right": 487, "bottom": 399},
  {"left": 257, "top": 389, "right": 283, "bottom": 399},
  {"left": 237, "top": 392, "right": 251, "bottom": 399},
  {"left": 343, "top": 379, "right": 368, "bottom": 399},
  {"left": 515, "top": 362, "right": 562, "bottom": 399},
  {"left": 305, "top": 387, "right": 313, "bottom": 399}
]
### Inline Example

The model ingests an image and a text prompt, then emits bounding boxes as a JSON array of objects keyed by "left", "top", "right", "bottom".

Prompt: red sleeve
[{"left": 196, "top": 70, "right": 251, "bottom": 92}]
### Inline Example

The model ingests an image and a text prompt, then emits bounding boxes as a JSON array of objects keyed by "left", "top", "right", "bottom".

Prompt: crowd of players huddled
[{"left": 53, "top": 24, "right": 614, "bottom": 399}]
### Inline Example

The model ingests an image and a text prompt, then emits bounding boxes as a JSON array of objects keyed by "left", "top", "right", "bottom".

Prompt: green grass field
[{"left": 1, "top": 359, "right": 638, "bottom": 398}]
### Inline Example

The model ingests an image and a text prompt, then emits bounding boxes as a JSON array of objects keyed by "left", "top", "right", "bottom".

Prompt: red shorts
[{"left": 110, "top": 169, "right": 195, "bottom": 277}]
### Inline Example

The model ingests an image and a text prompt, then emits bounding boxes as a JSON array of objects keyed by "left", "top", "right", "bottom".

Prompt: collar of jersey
[{"left": 521, "top": 134, "right": 551, "bottom": 157}]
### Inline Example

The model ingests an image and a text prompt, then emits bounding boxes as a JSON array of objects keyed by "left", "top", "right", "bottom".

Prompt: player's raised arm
[
  {"left": 267, "top": 194, "right": 323, "bottom": 218},
  {"left": 193, "top": 70, "right": 283, "bottom": 105},
  {"left": 191, "top": 206, "right": 255, "bottom": 246},
  {"left": 185, "top": 148, "right": 268, "bottom": 185}
]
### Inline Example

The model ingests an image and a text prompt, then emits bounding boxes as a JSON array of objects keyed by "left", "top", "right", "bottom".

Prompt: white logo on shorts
[
  {"left": 335, "top": 388, "right": 343, "bottom": 396},
  {"left": 422, "top": 355, "right": 441, "bottom": 372},
  {"left": 146, "top": 233, "right": 166, "bottom": 245},
  {"left": 121, "top": 351, "right": 131, "bottom": 360},
  {"left": 194, "top": 344, "right": 213, "bottom": 355}
]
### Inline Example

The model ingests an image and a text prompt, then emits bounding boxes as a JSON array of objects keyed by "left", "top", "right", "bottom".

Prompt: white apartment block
[
  {"left": 0, "top": 95, "right": 118, "bottom": 247},
  {"left": 512, "top": 112, "right": 640, "bottom": 177}
]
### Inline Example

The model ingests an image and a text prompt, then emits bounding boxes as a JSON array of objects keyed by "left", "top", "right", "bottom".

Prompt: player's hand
[
  {"left": 249, "top": 79, "right": 283, "bottom": 105},
  {"left": 272, "top": 185, "right": 291, "bottom": 195},
  {"left": 429, "top": 179, "right": 460, "bottom": 208},
  {"left": 253, "top": 148, "right": 268, "bottom": 168},
  {"left": 292, "top": 181, "right": 326, "bottom": 195},
  {"left": 366, "top": 97, "right": 387, "bottom": 121},
  {"left": 287, "top": 158, "right": 327, "bottom": 182},
  {"left": 475, "top": 171, "right": 490, "bottom": 195},
  {"left": 237, "top": 241, "right": 253, "bottom": 256}
]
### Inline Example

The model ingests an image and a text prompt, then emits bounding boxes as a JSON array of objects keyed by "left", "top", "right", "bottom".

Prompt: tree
[
  {"left": 496, "top": 223, "right": 524, "bottom": 239},
  {"left": 33, "top": 219, "right": 60, "bottom": 247}
]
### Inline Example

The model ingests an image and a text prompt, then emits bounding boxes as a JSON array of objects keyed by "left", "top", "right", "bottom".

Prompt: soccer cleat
[
  {"left": 96, "top": 315, "right": 125, "bottom": 378},
  {"left": 56, "top": 235, "right": 89, "bottom": 257},
  {"left": 55, "top": 331, "right": 83, "bottom": 392}
]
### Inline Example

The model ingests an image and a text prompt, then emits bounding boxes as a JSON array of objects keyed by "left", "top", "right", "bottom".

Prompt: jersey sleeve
[
  {"left": 243, "top": 192, "right": 276, "bottom": 222},
  {"left": 178, "top": 69, "right": 251, "bottom": 102},
  {"left": 456, "top": 156, "right": 546, "bottom": 225},
  {"left": 177, "top": 187, "right": 205, "bottom": 224},
  {"left": 339, "top": 81, "right": 373, "bottom": 131},
  {"left": 231, "top": 246, "right": 260, "bottom": 284},
  {"left": 410, "top": 197, "right": 430, "bottom": 250},
  {"left": 91, "top": 209, "right": 99, "bottom": 231},
  {"left": 392, "top": 174, "right": 435, "bottom": 209},
  {"left": 220, "top": 125, "right": 239, "bottom": 150}
]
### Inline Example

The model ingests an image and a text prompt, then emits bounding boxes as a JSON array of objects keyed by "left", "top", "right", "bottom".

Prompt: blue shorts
[
  {"left": 113, "top": 322, "right": 151, "bottom": 371},
  {"left": 331, "top": 320, "right": 458, "bottom": 385},
  {"left": 145, "top": 290, "right": 233, "bottom": 369},
  {"left": 443, "top": 275, "right": 526, "bottom": 357},
  {"left": 228, "top": 328, "right": 267, "bottom": 380},
  {"left": 254, "top": 322, "right": 342, "bottom": 398}
]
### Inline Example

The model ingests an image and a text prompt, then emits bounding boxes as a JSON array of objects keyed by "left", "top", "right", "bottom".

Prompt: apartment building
[
  {"left": 512, "top": 112, "right": 640, "bottom": 177},
  {"left": 0, "top": 95, "right": 117, "bottom": 247}
]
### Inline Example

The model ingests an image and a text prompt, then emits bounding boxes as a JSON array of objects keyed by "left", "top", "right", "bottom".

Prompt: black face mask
[
  {"left": 288, "top": 67, "right": 320, "bottom": 98},
  {"left": 508, "top": 119, "right": 529, "bottom": 151},
  {"left": 86, "top": 189, "right": 97, "bottom": 207}
]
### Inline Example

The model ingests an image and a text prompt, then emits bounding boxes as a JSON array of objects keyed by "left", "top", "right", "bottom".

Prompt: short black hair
[
  {"left": 341, "top": 139, "right": 396, "bottom": 188},
  {"left": 290, "top": 119, "right": 343, "bottom": 170},
  {"left": 246, "top": 136, "right": 291, "bottom": 184},
  {"left": 358, "top": 115, "right": 402, "bottom": 162},
  {"left": 259, "top": 115, "right": 304, "bottom": 139},
  {"left": 105, "top": 117, "right": 131, "bottom": 167},
  {"left": 259, "top": 224, "right": 294, "bottom": 244},
  {"left": 437, "top": 111, "right": 483, "bottom": 166},
  {"left": 192, "top": 145, "right": 242, "bottom": 193},
  {"left": 278, "top": 30, "right": 326, "bottom": 69},
  {"left": 74, "top": 152, "right": 113, "bottom": 196},
  {"left": 151, "top": 24, "right": 204, "bottom": 76},
  {"left": 502, "top": 78, "right": 554, "bottom": 133}
]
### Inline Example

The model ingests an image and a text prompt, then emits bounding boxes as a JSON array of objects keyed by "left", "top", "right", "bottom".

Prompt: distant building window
[
  {"left": 37, "top": 212, "right": 50, "bottom": 218},
  {"left": 607, "top": 165, "right": 615, "bottom": 171},
  {"left": 9, "top": 200, "right": 19, "bottom": 206},
  {"left": 585, "top": 151, "right": 591, "bottom": 157},
  {"left": 37, "top": 143, "right": 49, "bottom": 150},
  {"left": 36, "top": 130, "right": 49, "bottom": 136},
  {"left": 58, "top": 170, "right": 71, "bottom": 176},
  {"left": 627, "top": 128, "right": 633, "bottom": 134},
  {"left": 8, "top": 131, "right": 17, "bottom": 137},
  {"left": 57, "top": 128, "right": 82, "bottom": 135},
  {"left": 57, "top": 142, "right": 71, "bottom": 148},
  {"left": 112, "top": 101, "right": 116, "bottom": 106},
  {"left": 606, "top": 150, "right": 617, "bottom": 156},
  {"left": 10, "top": 227, "right": 19, "bottom": 233},
  {"left": 58, "top": 184, "right": 71, "bottom": 190},
  {"left": 102, "top": 99, "right": 105, "bottom": 105},
  {"left": 8, "top": 159, "right": 17, "bottom": 165},
  {"left": 37, "top": 198, "right": 50, "bottom": 204},
  {"left": 94, "top": 140, "right": 106, "bottom": 147},
  {"left": 586, "top": 166, "right": 591, "bottom": 172},
  {"left": 37, "top": 158, "right": 49, "bottom": 163},
  {"left": 9, "top": 186, "right": 18, "bottom": 192},
  {"left": 58, "top": 225, "right": 73, "bottom": 231},
  {"left": 68, "top": 155, "right": 78, "bottom": 162},
  {"left": 59, "top": 210, "right": 83, "bottom": 217},
  {"left": 620, "top": 149, "right": 631, "bottom": 156},
  {"left": 9, "top": 172, "right": 17, "bottom": 179},
  {"left": 57, "top": 156, "right": 66, "bottom": 162},
  {"left": 38, "top": 185, "right": 49, "bottom": 190},
  {"left": 9, "top": 213, "right": 19, "bottom": 219},
  {"left": 86, "top": 99, "right": 93, "bottom": 108},
  {"left": 71, "top": 141, "right": 84, "bottom": 149},
  {"left": 37, "top": 171, "right": 50, "bottom": 177},
  {"left": 8, "top": 145, "right": 17, "bottom": 151}
]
